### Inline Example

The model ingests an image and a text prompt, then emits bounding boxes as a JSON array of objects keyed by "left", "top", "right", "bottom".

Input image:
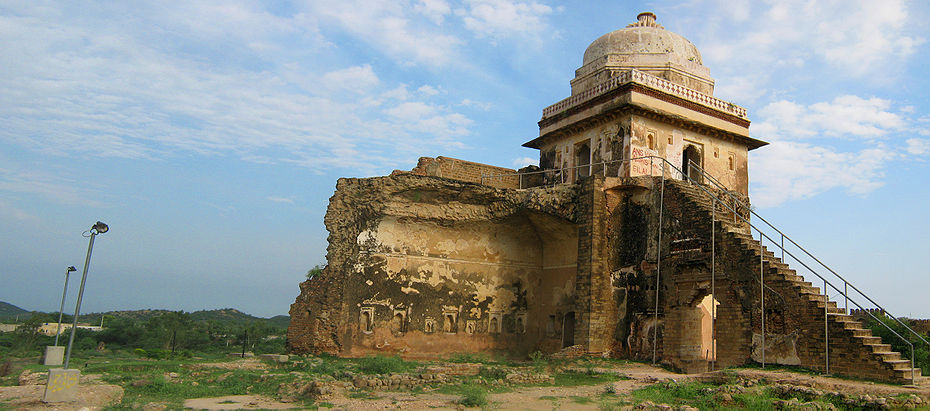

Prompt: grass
[
  {"left": 457, "top": 384, "right": 489, "bottom": 408},
  {"left": 551, "top": 370, "right": 623, "bottom": 387},
  {"left": 356, "top": 355, "right": 417, "bottom": 375}
]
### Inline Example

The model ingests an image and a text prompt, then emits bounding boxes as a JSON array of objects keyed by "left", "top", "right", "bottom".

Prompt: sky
[{"left": 1, "top": 1, "right": 929, "bottom": 319}]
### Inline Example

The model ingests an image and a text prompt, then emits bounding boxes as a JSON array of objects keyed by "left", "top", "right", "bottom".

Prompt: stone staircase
[{"left": 667, "top": 179, "right": 928, "bottom": 385}]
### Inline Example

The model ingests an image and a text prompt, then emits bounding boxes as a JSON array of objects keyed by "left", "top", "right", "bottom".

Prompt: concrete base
[
  {"left": 42, "top": 368, "right": 80, "bottom": 403},
  {"left": 42, "top": 346, "right": 64, "bottom": 366}
]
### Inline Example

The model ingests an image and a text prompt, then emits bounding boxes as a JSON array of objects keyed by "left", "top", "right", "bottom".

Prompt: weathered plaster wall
[
  {"left": 627, "top": 114, "right": 749, "bottom": 195},
  {"left": 288, "top": 174, "right": 580, "bottom": 358}
]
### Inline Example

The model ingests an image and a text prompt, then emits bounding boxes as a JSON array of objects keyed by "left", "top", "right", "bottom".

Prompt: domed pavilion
[{"left": 524, "top": 12, "right": 767, "bottom": 195}]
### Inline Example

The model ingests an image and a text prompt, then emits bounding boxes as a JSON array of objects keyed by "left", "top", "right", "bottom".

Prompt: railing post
[
  {"left": 844, "top": 282, "right": 848, "bottom": 314},
  {"left": 760, "top": 229, "right": 765, "bottom": 368},
  {"left": 653, "top": 162, "right": 665, "bottom": 365},
  {"left": 781, "top": 234, "right": 784, "bottom": 261},
  {"left": 711, "top": 198, "right": 716, "bottom": 370},
  {"left": 519, "top": 173, "right": 523, "bottom": 189},
  {"left": 824, "top": 278, "right": 830, "bottom": 375}
]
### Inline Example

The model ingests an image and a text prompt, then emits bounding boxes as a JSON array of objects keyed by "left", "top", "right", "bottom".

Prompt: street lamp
[
  {"left": 54, "top": 266, "right": 77, "bottom": 346},
  {"left": 63, "top": 221, "right": 108, "bottom": 369}
]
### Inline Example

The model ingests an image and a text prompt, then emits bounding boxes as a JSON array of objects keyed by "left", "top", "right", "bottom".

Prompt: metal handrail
[
  {"left": 684, "top": 159, "right": 930, "bottom": 349},
  {"left": 480, "top": 155, "right": 925, "bottom": 383},
  {"left": 680, "top": 160, "right": 926, "bottom": 384}
]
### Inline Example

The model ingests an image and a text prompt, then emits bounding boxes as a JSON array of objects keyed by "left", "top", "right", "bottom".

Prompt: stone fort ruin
[{"left": 288, "top": 13, "right": 927, "bottom": 384}]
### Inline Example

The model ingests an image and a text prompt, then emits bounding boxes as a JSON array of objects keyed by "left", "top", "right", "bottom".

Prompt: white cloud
[
  {"left": 267, "top": 196, "right": 295, "bottom": 204},
  {"left": 415, "top": 0, "right": 452, "bottom": 24},
  {"left": 306, "top": 0, "right": 462, "bottom": 66},
  {"left": 321, "top": 65, "right": 380, "bottom": 93},
  {"left": 417, "top": 85, "right": 440, "bottom": 96},
  {"left": 750, "top": 142, "right": 894, "bottom": 207},
  {"left": 458, "top": 0, "right": 554, "bottom": 42},
  {"left": 752, "top": 96, "right": 905, "bottom": 142},
  {"left": 511, "top": 156, "right": 537, "bottom": 167},
  {"left": 905, "top": 139, "right": 930, "bottom": 156},
  {"left": 0, "top": 4, "right": 475, "bottom": 174},
  {"left": 695, "top": 0, "right": 924, "bottom": 97}
]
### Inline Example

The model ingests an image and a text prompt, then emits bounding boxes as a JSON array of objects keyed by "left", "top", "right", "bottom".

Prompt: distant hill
[
  {"left": 0, "top": 301, "right": 30, "bottom": 321},
  {"left": 0, "top": 302, "right": 289, "bottom": 330},
  {"left": 83, "top": 308, "right": 288, "bottom": 330}
]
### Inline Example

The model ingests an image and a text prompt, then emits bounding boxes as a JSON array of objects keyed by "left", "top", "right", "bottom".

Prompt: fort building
[{"left": 287, "top": 13, "right": 927, "bottom": 384}]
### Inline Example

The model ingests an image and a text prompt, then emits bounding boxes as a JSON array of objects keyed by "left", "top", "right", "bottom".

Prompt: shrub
[
  {"left": 458, "top": 385, "right": 489, "bottom": 407},
  {"left": 356, "top": 355, "right": 414, "bottom": 375}
]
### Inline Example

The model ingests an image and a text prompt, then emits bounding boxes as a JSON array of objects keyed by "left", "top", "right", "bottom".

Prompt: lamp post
[
  {"left": 63, "top": 221, "right": 108, "bottom": 369},
  {"left": 54, "top": 266, "right": 77, "bottom": 346}
]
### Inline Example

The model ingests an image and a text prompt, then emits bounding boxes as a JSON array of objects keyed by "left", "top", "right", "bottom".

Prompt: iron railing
[{"left": 480, "top": 155, "right": 927, "bottom": 385}]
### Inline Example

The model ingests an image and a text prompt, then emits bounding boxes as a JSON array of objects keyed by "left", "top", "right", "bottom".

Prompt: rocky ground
[{"left": 2, "top": 358, "right": 928, "bottom": 410}]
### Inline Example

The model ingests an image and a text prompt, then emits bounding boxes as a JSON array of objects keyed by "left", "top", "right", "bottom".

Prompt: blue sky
[{"left": 1, "top": 1, "right": 928, "bottom": 318}]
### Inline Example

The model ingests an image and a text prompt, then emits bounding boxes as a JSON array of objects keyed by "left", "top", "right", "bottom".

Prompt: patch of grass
[
  {"left": 630, "top": 380, "right": 717, "bottom": 409},
  {"left": 356, "top": 355, "right": 417, "bottom": 375},
  {"left": 318, "top": 402, "right": 335, "bottom": 408},
  {"left": 551, "top": 370, "right": 622, "bottom": 387},
  {"left": 538, "top": 395, "right": 558, "bottom": 401},
  {"left": 348, "top": 391, "right": 379, "bottom": 399},
  {"left": 570, "top": 395, "right": 594, "bottom": 404},
  {"left": 448, "top": 352, "right": 492, "bottom": 363},
  {"left": 457, "top": 384, "right": 489, "bottom": 408},
  {"left": 477, "top": 365, "right": 507, "bottom": 380}
]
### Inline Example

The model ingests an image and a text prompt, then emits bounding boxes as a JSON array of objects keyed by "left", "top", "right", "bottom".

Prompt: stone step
[
  {"left": 855, "top": 336, "right": 882, "bottom": 345},
  {"left": 893, "top": 368, "right": 928, "bottom": 384},
  {"left": 866, "top": 343, "right": 893, "bottom": 354},
  {"left": 883, "top": 359, "right": 912, "bottom": 370},
  {"left": 874, "top": 351, "right": 902, "bottom": 361},
  {"left": 846, "top": 328, "right": 873, "bottom": 337}
]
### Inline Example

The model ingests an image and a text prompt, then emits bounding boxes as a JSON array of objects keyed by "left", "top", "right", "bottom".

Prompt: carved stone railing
[{"left": 541, "top": 69, "right": 747, "bottom": 119}]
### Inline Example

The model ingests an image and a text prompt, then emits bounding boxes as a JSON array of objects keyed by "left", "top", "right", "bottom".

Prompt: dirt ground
[
  {"left": 4, "top": 362, "right": 928, "bottom": 410},
  {"left": 181, "top": 362, "right": 930, "bottom": 410}
]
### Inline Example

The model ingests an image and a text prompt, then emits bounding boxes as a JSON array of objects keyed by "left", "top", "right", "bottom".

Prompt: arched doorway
[
  {"left": 682, "top": 145, "right": 702, "bottom": 183},
  {"left": 562, "top": 312, "right": 575, "bottom": 348},
  {"left": 575, "top": 142, "right": 590, "bottom": 180}
]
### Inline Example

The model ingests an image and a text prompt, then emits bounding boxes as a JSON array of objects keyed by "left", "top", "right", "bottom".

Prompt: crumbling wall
[
  {"left": 393, "top": 156, "right": 519, "bottom": 189},
  {"left": 288, "top": 174, "right": 579, "bottom": 357}
]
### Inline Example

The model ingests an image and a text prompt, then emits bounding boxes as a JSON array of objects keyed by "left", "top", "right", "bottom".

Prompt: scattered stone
[{"left": 18, "top": 370, "right": 46, "bottom": 386}]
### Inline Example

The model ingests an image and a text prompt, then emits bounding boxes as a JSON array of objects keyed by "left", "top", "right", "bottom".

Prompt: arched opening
[
  {"left": 574, "top": 142, "right": 590, "bottom": 180},
  {"left": 390, "top": 313, "right": 406, "bottom": 333},
  {"left": 360, "top": 309, "right": 373, "bottom": 333},
  {"left": 443, "top": 313, "right": 457, "bottom": 333},
  {"left": 562, "top": 312, "right": 575, "bottom": 348},
  {"left": 682, "top": 145, "right": 702, "bottom": 183},
  {"left": 424, "top": 318, "right": 435, "bottom": 333},
  {"left": 489, "top": 317, "right": 499, "bottom": 334},
  {"left": 515, "top": 317, "right": 524, "bottom": 334},
  {"left": 698, "top": 294, "right": 719, "bottom": 361},
  {"left": 647, "top": 133, "right": 655, "bottom": 150}
]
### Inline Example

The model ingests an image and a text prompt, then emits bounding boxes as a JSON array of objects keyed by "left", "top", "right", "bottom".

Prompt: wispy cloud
[
  {"left": 0, "top": 3, "right": 477, "bottom": 175},
  {"left": 748, "top": 95, "right": 913, "bottom": 207},
  {"left": 267, "top": 196, "right": 295, "bottom": 204},
  {"left": 457, "top": 0, "right": 555, "bottom": 43},
  {"left": 752, "top": 96, "right": 906, "bottom": 142}
]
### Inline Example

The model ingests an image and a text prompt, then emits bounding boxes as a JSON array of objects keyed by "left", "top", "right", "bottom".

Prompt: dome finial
[{"left": 628, "top": 12, "right": 663, "bottom": 29}]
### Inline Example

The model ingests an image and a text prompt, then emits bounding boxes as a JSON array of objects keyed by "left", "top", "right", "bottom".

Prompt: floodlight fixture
[{"left": 92, "top": 221, "right": 108, "bottom": 234}]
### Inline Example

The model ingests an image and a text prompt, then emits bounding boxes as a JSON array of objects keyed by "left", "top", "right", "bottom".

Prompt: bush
[
  {"left": 356, "top": 355, "right": 414, "bottom": 375},
  {"left": 458, "top": 385, "right": 489, "bottom": 407}
]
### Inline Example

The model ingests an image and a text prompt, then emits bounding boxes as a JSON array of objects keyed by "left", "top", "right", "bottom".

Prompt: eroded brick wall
[
  {"left": 393, "top": 156, "right": 520, "bottom": 189},
  {"left": 288, "top": 174, "right": 581, "bottom": 357}
]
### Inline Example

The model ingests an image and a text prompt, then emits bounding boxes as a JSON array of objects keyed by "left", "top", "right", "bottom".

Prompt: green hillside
[{"left": 0, "top": 301, "right": 30, "bottom": 321}]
